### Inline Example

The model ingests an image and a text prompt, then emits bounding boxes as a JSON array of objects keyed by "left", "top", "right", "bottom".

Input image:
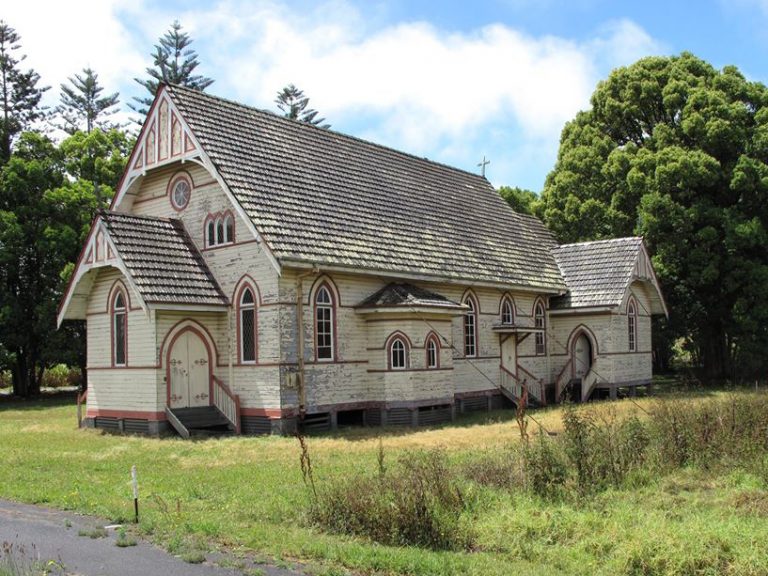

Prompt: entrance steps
[{"left": 167, "top": 406, "right": 235, "bottom": 438}]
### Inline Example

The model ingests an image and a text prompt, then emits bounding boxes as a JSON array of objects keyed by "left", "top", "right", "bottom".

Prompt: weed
[
  {"left": 115, "top": 527, "right": 137, "bottom": 547},
  {"left": 180, "top": 550, "right": 206, "bottom": 564},
  {"left": 77, "top": 527, "right": 107, "bottom": 539},
  {"left": 311, "top": 449, "right": 475, "bottom": 550}
]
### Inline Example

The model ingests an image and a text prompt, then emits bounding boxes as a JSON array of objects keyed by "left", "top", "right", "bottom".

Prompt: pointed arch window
[
  {"left": 239, "top": 287, "right": 257, "bottom": 363},
  {"left": 534, "top": 300, "right": 546, "bottom": 355},
  {"left": 112, "top": 290, "right": 127, "bottom": 367},
  {"left": 389, "top": 337, "right": 408, "bottom": 370},
  {"left": 315, "top": 285, "right": 335, "bottom": 361},
  {"left": 464, "top": 296, "right": 477, "bottom": 358},
  {"left": 628, "top": 299, "right": 637, "bottom": 352},
  {"left": 426, "top": 334, "right": 440, "bottom": 369},
  {"left": 501, "top": 297, "right": 514, "bottom": 325},
  {"left": 205, "top": 212, "right": 235, "bottom": 248}
]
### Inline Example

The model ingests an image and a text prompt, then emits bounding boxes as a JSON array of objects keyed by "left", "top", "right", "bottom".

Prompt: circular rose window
[{"left": 170, "top": 177, "right": 191, "bottom": 210}]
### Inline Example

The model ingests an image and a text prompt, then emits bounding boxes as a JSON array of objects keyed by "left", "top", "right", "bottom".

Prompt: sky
[{"left": 5, "top": 0, "right": 768, "bottom": 191}]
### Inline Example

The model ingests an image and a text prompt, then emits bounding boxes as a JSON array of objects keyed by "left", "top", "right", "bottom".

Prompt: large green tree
[
  {"left": 0, "top": 129, "right": 128, "bottom": 397},
  {"left": 56, "top": 67, "right": 120, "bottom": 135},
  {"left": 540, "top": 52, "right": 768, "bottom": 381},
  {"left": 130, "top": 20, "right": 213, "bottom": 118},
  {"left": 0, "top": 21, "right": 47, "bottom": 163},
  {"left": 498, "top": 186, "right": 539, "bottom": 216},
  {"left": 275, "top": 84, "right": 330, "bottom": 129}
]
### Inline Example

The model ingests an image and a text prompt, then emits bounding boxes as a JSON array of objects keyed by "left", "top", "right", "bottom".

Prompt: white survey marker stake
[
  {"left": 131, "top": 465, "right": 138, "bottom": 499},
  {"left": 131, "top": 465, "right": 139, "bottom": 523}
]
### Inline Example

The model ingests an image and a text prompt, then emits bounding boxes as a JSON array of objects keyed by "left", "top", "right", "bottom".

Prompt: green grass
[{"left": 1, "top": 392, "right": 767, "bottom": 575}]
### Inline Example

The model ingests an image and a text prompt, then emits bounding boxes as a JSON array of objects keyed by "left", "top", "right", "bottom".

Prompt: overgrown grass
[{"left": 1, "top": 390, "right": 768, "bottom": 575}]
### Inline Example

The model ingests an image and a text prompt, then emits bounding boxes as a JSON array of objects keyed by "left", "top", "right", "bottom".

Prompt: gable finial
[{"left": 478, "top": 156, "right": 490, "bottom": 178}]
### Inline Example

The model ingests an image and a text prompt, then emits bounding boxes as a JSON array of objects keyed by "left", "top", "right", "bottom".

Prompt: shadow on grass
[{"left": 0, "top": 389, "right": 78, "bottom": 412}]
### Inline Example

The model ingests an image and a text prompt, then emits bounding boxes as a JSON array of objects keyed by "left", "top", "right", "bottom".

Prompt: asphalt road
[{"left": 0, "top": 499, "right": 307, "bottom": 576}]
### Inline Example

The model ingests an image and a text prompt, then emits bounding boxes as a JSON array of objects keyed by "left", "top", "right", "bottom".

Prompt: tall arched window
[
  {"left": 112, "top": 290, "right": 127, "bottom": 367},
  {"left": 216, "top": 218, "right": 225, "bottom": 245},
  {"left": 628, "top": 299, "right": 637, "bottom": 352},
  {"left": 426, "top": 334, "right": 439, "bottom": 369},
  {"left": 464, "top": 295, "right": 477, "bottom": 358},
  {"left": 239, "top": 287, "right": 257, "bottom": 363},
  {"left": 501, "top": 297, "right": 514, "bottom": 325},
  {"left": 315, "top": 285, "right": 335, "bottom": 361},
  {"left": 534, "top": 300, "right": 546, "bottom": 355},
  {"left": 389, "top": 337, "right": 408, "bottom": 370},
  {"left": 206, "top": 218, "right": 216, "bottom": 247},
  {"left": 224, "top": 214, "right": 234, "bottom": 243}
]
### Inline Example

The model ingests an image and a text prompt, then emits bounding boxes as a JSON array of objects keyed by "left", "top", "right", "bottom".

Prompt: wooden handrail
[
  {"left": 76, "top": 389, "right": 88, "bottom": 428},
  {"left": 212, "top": 376, "right": 241, "bottom": 434},
  {"left": 582, "top": 368, "right": 600, "bottom": 403},
  {"left": 555, "top": 359, "right": 573, "bottom": 402},
  {"left": 517, "top": 365, "right": 546, "bottom": 406},
  {"left": 165, "top": 407, "right": 190, "bottom": 439}
]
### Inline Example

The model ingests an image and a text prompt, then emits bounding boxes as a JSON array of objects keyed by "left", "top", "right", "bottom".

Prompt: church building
[{"left": 58, "top": 85, "right": 667, "bottom": 436}]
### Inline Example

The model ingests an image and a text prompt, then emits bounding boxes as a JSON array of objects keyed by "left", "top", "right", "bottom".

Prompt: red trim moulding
[{"left": 86, "top": 409, "right": 165, "bottom": 421}]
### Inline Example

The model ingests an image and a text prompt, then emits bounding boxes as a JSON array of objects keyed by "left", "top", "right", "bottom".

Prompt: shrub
[
  {"left": 523, "top": 432, "right": 569, "bottom": 500},
  {"left": 311, "top": 449, "right": 475, "bottom": 551},
  {"left": 41, "top": 365, "right": 81, "bottom": 389}
]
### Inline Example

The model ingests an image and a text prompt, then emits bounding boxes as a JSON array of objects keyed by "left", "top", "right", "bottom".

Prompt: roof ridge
[
  {"left": 555, "top": 236, "right": 643, "bottom": 250},
  {"left": 165, "top": 83, "right": 491, "bottom": 184},
  {"left": 100, "top": 209, "right": 176, "bottom": 224}
]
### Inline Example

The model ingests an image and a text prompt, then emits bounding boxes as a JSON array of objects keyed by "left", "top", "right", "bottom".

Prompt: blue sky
[{"left": 7, "top": 0, "right": 768, "bottom": 191}]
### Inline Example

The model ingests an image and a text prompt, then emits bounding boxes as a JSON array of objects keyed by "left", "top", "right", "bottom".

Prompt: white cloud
[
  {"left": 4, "top": 1, "right": 662, "bottom": 188},
  {"left": 3, "top": 0, "right": 145, "bottom": 102}
]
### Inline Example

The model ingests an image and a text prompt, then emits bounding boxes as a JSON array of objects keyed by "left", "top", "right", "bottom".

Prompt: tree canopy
[
  {"left": 539, "top": 52, "right": 768, "bottom": 380},
  {"left": 0, "top": 21, "right": 47, "bottom": 163},
  {"left": 275, "top": 84, "right": 330, "bottom": 129},
  {"left": 56, "top": 67, "right": 120, "bottom": 135},
  {"left": 130, "top": 20, "right": 213, "bottom": 119},
  {"left": 498, "top": 186, "right": 539, "bottom": 216}
]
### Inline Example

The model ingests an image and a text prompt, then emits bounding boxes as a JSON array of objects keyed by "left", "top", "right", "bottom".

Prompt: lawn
[{"left": 1, "top": 391, "right": 767, "bottom": 575}]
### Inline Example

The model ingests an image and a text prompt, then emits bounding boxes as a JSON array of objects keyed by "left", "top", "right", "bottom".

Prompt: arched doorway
[
  {"left": 167, "top": 329, "right": 211, "bottom": 409},
  {"left": 573, "top": 333, "right": 593, "bottom": 379}
]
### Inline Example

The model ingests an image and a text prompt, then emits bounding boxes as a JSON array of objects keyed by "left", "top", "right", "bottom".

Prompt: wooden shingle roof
[
  {"left": 550, "top": 237, "right": 644, "bottom": 309},
  {"left": 166, "top": 85, "right": 566, "bottom": 291},
  {"left": 356, "top": 283, "right": 465, "bottom": 310},
  {"left": 100, "top": 211, "right": 227, "bottom": 306}
]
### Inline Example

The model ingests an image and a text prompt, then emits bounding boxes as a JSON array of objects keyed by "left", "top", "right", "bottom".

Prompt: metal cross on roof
[{"left": 478, "top": 156, "right": 490, "bottom": 177}]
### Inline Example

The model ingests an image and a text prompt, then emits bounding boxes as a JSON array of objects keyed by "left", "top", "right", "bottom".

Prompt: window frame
[
  {"left": 426, "top": 334, "right": 440, "bottom": 369},
  {"left": 389, "top": 337, "right": 408, "bottom": 370},
  {"left": 111, "top": 288, "right": 128, "bottom": 367},
  {"left": 204, "top": 211, "right": 236, "bottom": 248},
  {"left": 628, "top": 298, "right": 637, "bottom": 352},
  {"left": 169, "top": 174, "right": 192, "bottom": 211},
  {"left": 463, "top": 294, "right": 478, "bottom": 358},
  {"left": 501, "top": 296, "right": 514, "bottom": 325},
  {"left": 534, "top": 299, "right": 546, "bottom": 356},
  {"left": 314, "top": 283, "right": 336, "bottom": 362},
  {"left": 238, "top": 285, "right": 257, "bottom": 364}
]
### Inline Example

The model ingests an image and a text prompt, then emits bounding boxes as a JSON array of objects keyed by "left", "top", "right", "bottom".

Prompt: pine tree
[
  {"left": 56, "top": 68, "right": 120, "bottom": 134},
  {"left": 0, "top": 21, "right": 48, "bottom": 163},
  {"left": 275, "top": 84, "right": 330, "bottom": 129},
  {"left": 130, "top": 20, "right": 213, "bottom": 119}
]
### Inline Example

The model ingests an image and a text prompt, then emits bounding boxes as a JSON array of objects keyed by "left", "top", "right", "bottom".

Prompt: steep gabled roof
[
  {"left": 57, "top": 211, "right": 227, "bottom": 325},
  {"left": 166, "top": 85, "right": 565, "bottom": 292},
  {"left": 100, "top": 212, "right": 227, "bottom": 306},
  {"left": 356, "top": 283, "right": 465, "bottom": 310},
  {"left": 550, "top": 237, "right": 667, "bottom": 315}
]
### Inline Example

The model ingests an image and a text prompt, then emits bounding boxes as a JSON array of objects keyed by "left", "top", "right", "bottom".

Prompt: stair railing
[
  {"left": 165, "top": 407, "right": 190, "bottom": 439},
  {"left": 212, "top": 375, "right": 241, "bottom": 434},
  {"left": 517, "top": 365, "right": 546, "bottom": 406},
  {"left": 555, "top": 359, "right": 573, "bottom": 402},
  {"left": 500, "top": 365, "right": 523, "bottom": 401},
  {"left": 581, "top": 368, "right": 600, "bottom": 403}
]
